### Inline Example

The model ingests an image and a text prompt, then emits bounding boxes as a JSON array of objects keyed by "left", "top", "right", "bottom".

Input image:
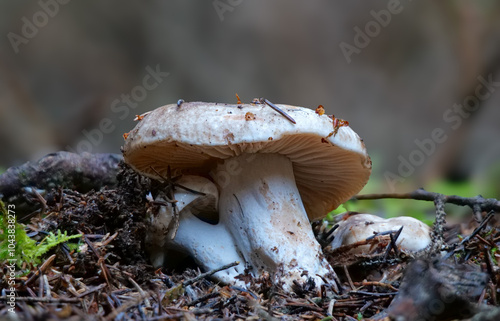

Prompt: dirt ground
[{"left": 1, "top": 159, "right": 500, "bottom": 320}]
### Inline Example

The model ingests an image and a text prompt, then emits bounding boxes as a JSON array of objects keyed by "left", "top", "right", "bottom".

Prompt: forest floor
[{"left": 1, "top": 155, "right": 500, "bottom": 320}]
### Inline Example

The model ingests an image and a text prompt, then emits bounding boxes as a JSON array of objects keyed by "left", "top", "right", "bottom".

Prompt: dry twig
[{"left": 352, "top": 188, "right": 500, "bottom": 213}]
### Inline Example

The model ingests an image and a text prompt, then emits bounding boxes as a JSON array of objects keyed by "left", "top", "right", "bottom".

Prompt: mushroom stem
[
  {"left": 212, "top": 153, "right": 335, "bottom": 291},
  {"left": 166, "top": 209, "right": 246, "bottom": 285},
  {"left": 147, "top": 176, "right": 246, "bottom": 285}
]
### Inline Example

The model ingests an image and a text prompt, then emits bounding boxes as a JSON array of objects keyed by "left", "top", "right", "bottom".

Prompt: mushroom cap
[
  {"left": 330, "top": 213, "right": 432, "bottom": 253},
  {"left": 123, "top": 102, "right": 371, "bottom": 220}
]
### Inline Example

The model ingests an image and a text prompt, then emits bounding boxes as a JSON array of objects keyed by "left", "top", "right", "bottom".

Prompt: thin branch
[
  {"left": 104, "top": 292, "right": 150, "bottom": 321},
  {"left": 182, "top": 261, "right": 240, "bottom": 287},
  {"left": 431, "top": 195, "right": 447, "bottom": 253},
  {"left": 343, "top": 265, "right": 356, "bottom": 291},
  {"left": 465, "top": 211, "right": 495, "bottom": 245},
  {"left": 187, "top": 292, "right": 220, "bottom": 307},
  {"left": 443, "top": 210, "right": 495, "bottom": 259},
  {"left": 349, "top": 290, "right": 398, "bottom": 297},
  {"left": 383, "top": 226, "right": 403, "bottom": 260},
  {"left": 352, "top": 188, "right": 500, "bottom": 213},
  {"left": 259, "top": 98, "right": 296, "bottom": 124},
  {"left": 0, "top": 296, "right": 79, "bottom": 303},
  {"left": 76, "top": 283, "right": 107, "bottom": 298},
  {"left": 24, "top": 254, "right": 56, "bottom": 286}
]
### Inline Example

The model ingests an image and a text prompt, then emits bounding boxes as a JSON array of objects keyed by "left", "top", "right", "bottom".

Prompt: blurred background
[{"left": 1, "top": 0, "right": 499, "bottom": 199}]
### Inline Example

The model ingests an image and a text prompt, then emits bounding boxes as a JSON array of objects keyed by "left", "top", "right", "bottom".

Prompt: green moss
[
  {"left": 490, "top": 247, "right": 498, "bottom": 265},
  {"left": 0, "top": 201, "right": 81, "bottom": 267}
]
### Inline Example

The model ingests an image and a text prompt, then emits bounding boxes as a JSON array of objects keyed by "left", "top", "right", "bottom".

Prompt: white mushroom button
[
  {"left": 329, "top": 213, "right": 432, "bottom": 254},
  {"left": 123, "top": 101, "right": 372, "bottom": 292}
]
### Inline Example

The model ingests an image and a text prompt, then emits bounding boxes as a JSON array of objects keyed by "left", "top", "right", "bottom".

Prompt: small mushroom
[
  {"left": 146, "top": 175, "right": 245, "bottom": 285},
  {"left": 329, "top": 213, "right": 432, "bottom": 254},
  {"left": 124, "top": 101, "right": 371, "bottom": 291}
]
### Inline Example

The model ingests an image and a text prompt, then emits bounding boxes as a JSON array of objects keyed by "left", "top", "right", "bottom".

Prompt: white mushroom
[
  {"left": 124, "top": 101, "right": 371, "bottom": 292},
  {"left": 329, "top": 213, "right": 432, "bottom": 254},
  {"left": 146, "top": 175, "right": 245, "bottom": 285}
]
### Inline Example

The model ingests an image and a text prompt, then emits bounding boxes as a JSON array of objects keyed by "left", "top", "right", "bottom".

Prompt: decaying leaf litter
[{"left": 1, "top": 156, "right": 500, "bottom": 320}]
